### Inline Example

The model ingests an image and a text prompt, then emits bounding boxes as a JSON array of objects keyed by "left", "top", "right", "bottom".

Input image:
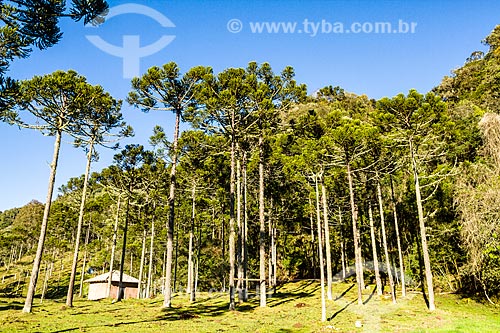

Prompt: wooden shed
[{"left": 84, "top": 270, "right": 139, "bottom": 300}]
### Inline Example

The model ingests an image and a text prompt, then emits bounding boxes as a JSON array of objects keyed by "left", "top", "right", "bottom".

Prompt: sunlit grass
[{"left": 0, "top": 279, "right": 499, "bottom": 332}]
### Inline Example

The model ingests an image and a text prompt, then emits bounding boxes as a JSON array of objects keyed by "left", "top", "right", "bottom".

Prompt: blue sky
[{"left": 1, "top": 0, "right": 499, "bottom": 211}]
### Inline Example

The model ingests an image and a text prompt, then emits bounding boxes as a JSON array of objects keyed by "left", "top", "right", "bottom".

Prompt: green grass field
[{"left": 0, "top": 280, "right": 499, "bottom": 333}]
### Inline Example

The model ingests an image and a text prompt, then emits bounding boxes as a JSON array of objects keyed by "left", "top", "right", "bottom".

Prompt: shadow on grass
[
  {"left": 267, "top": 281, "right": 320, "bottom": 308},
  {"left": 67, "top": 305, "right": 123, "bottom": 316},
  {"left": 328, "top": 283, "right": 377, "bottom": 321},
  {"left": 0, "top": 280, "right": 27, "bottom": 298},
  {"left": 51, "top": 297, "right": 256, "bottom": 332},
  {"left": 34, "top": 281, "right": 323, "bottom": 332},
  {"left": 44, "top": 286, "right": 71, "bottom": 300},
  {"left": 334, "top": 283, "right": 355, "bottom": 301},
  {"left": 0, "top": 275, "right": 77, "bottom": 301},
  {"left": 416, "top": 234, "right": 430, "bottom": 309},
  {"left": 278, "top": 280, "right": 317, "bottom": 293},
  {"left": 363, "top": 285, "right": 377, "bottom": 305},
  {"left": 0, "top": 300, "right": 23, "bottom": 311},
  {"left": 328, "top": 299, "right": 356, "bottom": 321}
]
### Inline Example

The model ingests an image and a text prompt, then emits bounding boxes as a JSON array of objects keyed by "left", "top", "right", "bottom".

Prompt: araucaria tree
[
  {"left": 128, "top": 62, "right": 210, "bottom": 307},
  {"left": 101, "top": 145, "right": 154, "bottom": 302},
  {"left": 245, "top": 62, "right": 306, "bottom": 307},
  {"left": 192, "top": 62, "right": 305, "bottom": 310},
  {"left": 323, "top": 110, "right": 377, "bottom": 305},
  {"left": 377, "top": 90, "right": 450, "bottom": 311},
  {"left": 8, "top": 70, "right": 119, "bottom": 313},
  {"left": 194, "top": 66, "right": 249, "bottom": 310},
  {"left": 0, "top": 0, "right": 108, "bottom": 111},
  {"left": 65, "top": 86, "right": 132, "bottom": 307}
]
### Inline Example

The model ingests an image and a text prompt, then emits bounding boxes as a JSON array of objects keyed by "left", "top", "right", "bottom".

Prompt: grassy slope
[
  {"left": 0, "top": 254, "right": 499, "bottom": 332},
  {"left": 0, "top": 279, "right": 499, "bottom": 333}
]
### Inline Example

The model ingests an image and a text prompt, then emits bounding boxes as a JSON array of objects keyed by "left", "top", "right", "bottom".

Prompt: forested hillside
[{"left": 1, "top": 21, "right": 500, "bottom": 321}]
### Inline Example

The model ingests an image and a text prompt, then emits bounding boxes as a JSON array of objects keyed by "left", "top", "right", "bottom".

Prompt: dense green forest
[{"left": 1, "top": 13, "right": 500, "bottom": 321}]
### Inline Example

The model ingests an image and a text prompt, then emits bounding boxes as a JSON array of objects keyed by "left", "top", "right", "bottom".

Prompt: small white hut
[{"left": 84, "top": 270, "right": 139, "bottom": 300}]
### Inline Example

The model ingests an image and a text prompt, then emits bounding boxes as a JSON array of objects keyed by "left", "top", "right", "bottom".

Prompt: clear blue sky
[{"left": 1, "top": 0, "right": 499, "bottom": 211}]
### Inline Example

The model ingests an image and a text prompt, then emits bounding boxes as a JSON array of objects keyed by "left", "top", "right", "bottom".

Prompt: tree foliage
[{"left": 0, "top": 0, "right": 108, "bottom": 113}]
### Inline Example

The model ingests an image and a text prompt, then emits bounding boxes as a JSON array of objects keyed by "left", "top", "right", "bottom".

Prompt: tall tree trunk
[
  {"left": 161, "top": 250, "right": 166, "bottom": 295},
  {"left": 43, "top": 261, "right": 54, "bottom": 302},
  {"left": 228, "top": 113, "right": 236, "bottom": 310},
  {"left": 17, "top": 244, "right": 23, "bottom": 262},
  {"left": 164, "top": 109, "right": 181, "bottom": 308},
  {"left": 259, "top": 133, "right": 267, "bottom": 307},
  {"left": 221, "top": 202, "right": 225, "bottom": 259},
  {"left": 268, "top": 242, "right": 272, "bottom": 290},
  {"left": 268, "top": 206, "right": 272, "bottom": 288},
  {"left": 393, "top": 258, "right": 399, "bottom": 285},
  {"left": 320, "top": 178, "right": 333, "bottom": 300},
  {"left": 187, "top": 221, "right": 193, "bottom": 295},
  {"left": 66, "top": 143, "right": 93, "bottom": 307},
  {"left": 309, "top": 197, "right": 316, "bottom": 278},
  {"left": 377, "top": 181, "right": 396, "bottom": 304},
  {"left": 129, "top": 253, "right": 133, "bottom": 276},
  {"left": 314, "top": 175, "right": 326, "bottom": 322},
  {"left": 7, "top": 245, "right": 14, "bottom": 269},
  {"left": 272, "top": 204, "right": 278, "bottom": 291},
  {"left": 117, "top": 195, "right": 131, "bottom": 301},
  {"left": 242, "top": 152, "right": 249, "bottom": 301},
  {"left": 146, "top": 205, "right": 155, "bottom": 299},
  {"left": 268, "top": 198, "right": 277, "bottom": 293},
  {"left": 368, "top": 202, "right": 383, "bottom": 296},
  {"left": 138, "top": 227, "right": 147, "bottom": 299},
  {"left": 339, "top": 208, "right": 346, "bottom": 280},
  {"left": 271, "top": 201, "right": 278, "bottom": 292},
  {"left": 195, "top": 213, "right": 202, "bottom": 295},
  {"left": 390, "top": 174, "right": 406, "bottom": 297},
  {"left": 194, "top": 259, "right": 199, "bottom": 295},
  {"left": 79, "top": 222, "right": 91, "bottom": 298},
  {"left": 211, "top": 207, "right": 216, "bottom": 241},
  {"left": 236, "top": 152, "right": 243, "bottom": 302},
  {"left": 356, "top": 225, "right": 364, "bottom": 291},
  {"left": 40, "top": 261, "right": 50, "bottom": 304},
  {"left": 108, "top": 196, "right": 121, "bottom": 297},
  {"left": 173, "top": 220, "right": 179, "bottom": 292},
  {"left": 410, "top": 141, "right": 435, "bottom": 311},
  {"left": 188, "top": 183, "right": 196, "bottom": 302},
  {"left": 23, "top": 130, "right": 62, "bottom": 313},
  {"left": 57, "top": 251, "right": 63, "bottom": 294},
  {"left": 220, "top": 203, "right": 226, "bottom": 293},
  {"left": 346, "top": 163, "right": 363, "bottom": 305}
]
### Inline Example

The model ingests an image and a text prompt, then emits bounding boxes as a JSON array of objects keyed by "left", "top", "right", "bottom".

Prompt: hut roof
[{"left": 84, "top": 270, "right": 140, "bottom": 284}]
